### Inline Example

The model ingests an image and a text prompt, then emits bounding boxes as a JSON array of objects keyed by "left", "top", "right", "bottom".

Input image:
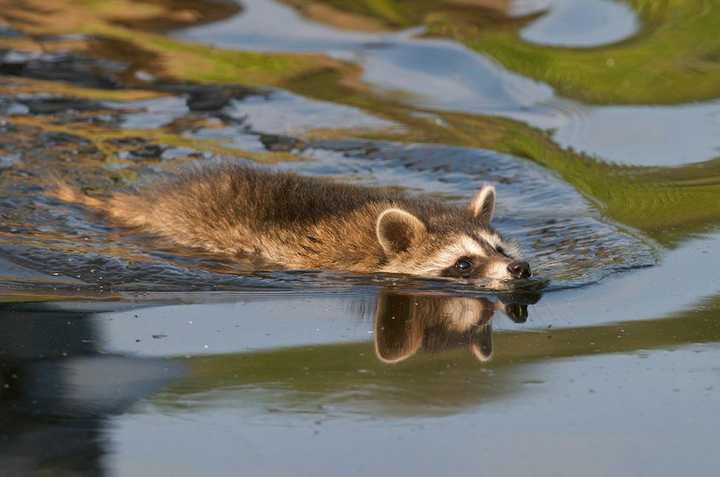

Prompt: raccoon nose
[{"left": 507, "top": 261, "right": 531, "bottom": 279}]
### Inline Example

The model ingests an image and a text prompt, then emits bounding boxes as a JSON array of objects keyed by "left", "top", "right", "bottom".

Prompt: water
[
  {"left": 180, "top": 0, "right": 720, "bottom": 166},
  {"left": 1, "top": 0, "right": 720, "bottom": 475}
]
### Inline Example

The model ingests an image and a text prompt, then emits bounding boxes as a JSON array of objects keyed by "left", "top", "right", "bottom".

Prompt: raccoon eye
[{"left": 455, "top": 259, "right": 472, "bottom": 272}]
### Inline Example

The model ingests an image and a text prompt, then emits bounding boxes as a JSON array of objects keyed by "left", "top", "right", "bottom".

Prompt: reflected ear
[
  {"left": 469, "top": 185, "right": 496, "bottom": 224},
  {"left": 470, "top": 323, "right": 493, "bottom": 362},
  {"left": 374, "top": 292, "right": 423, "bottom": 364},
  {"left": 376, "top": 208, "right": 427, "bottom": 255}
]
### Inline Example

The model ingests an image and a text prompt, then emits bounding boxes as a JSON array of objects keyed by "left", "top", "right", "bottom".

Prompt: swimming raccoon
[{"left": 50, "top": 164, "right": 531, "bottom": 284}]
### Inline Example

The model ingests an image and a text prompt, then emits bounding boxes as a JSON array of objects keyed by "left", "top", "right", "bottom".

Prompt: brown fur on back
[{"left": 49, "top": 164, "right": 487, "bottom": 272}]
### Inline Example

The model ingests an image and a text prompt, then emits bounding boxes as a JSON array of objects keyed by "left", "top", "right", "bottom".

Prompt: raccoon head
[{"left": 376, "top": 185, "right": 531, "bottom": 285}]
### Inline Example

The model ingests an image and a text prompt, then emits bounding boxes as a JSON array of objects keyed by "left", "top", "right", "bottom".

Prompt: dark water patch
[
  {"left": 260, "top": 133, "right": 308, "bottom": 152},
  {"left": 39, "top": 131, "right": 90, "bottom": 146},
  {"left": 18, "top": 95, "right": 107, "bottom": 115},
  {"left": 0, "top": 37, "right": 259, "bottom": 105},
  {"left": 117, "top": 144, "right": 166, "bottom": 161},
  {"left": 0, "top": 49, "right": 127, "bottom": 90},
  {"left": 155, "top": 82, "right": 260, "bottom": 112},
  {"left": 0, "top": 306, "right": 184, "bottom": 475},
  {"left": 0, "top": 35, "right": 267, "bottom": 119}
]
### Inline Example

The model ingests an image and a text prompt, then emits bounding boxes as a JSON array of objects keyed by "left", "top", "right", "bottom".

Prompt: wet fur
[{"left": 49, "top": 164, "right": 516, "bottom": 275}]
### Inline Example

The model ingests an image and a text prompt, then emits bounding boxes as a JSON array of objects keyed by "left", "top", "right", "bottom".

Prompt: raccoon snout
[{"left": 507, "top": 260, "right": 531, "bottom": 279}]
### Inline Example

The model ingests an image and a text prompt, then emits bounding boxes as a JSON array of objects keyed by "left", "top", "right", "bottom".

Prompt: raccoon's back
[
  {"left": 172, "top": 165, "right": 403, "bottom": 227},
  {"left": 93, "top": 165, "right": 404, "bottom": 253}
]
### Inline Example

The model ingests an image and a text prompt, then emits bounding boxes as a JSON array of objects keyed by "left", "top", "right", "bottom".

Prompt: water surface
[{"left": 1, "top": 0, "right": 720, "bottom": 476}]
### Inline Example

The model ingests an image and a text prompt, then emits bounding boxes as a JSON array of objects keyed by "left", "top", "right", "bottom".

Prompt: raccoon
[{"left": 50, "top": 164, "right": 531, "bottom": 284}]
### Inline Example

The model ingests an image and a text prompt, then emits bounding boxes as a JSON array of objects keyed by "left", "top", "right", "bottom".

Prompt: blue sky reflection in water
[{"left": 181, "top": 0, "right": 720, "bottom": 166}]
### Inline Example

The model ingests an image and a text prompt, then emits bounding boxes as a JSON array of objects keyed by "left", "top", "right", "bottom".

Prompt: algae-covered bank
[{"left": 1, "top": 1, "right": 719, "bottom": 476}]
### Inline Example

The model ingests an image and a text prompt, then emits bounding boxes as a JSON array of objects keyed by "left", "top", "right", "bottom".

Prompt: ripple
[{"left": 0, "top": 136, "right": 654, "bottom": 294}]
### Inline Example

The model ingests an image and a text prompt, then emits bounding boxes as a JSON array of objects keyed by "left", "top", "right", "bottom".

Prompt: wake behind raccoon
[{"left": 50, "top": 164, "right": 531, "bottom": 285}]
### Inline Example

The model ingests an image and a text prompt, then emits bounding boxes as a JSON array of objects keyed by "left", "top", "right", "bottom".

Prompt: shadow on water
[{"left": 0, "top": 307, "right": 184, "bottom": 475}]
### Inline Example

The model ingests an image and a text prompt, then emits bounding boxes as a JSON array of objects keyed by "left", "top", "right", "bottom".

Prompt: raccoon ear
[
  {"left": 376, "top": 208, "right": 427, "bottom": 255},
  {"left": 470, "top": 185, "right": 496, "bottom": 224}
]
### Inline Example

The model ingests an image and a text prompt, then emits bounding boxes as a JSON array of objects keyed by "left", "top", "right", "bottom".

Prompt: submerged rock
[
  {"left": 20, "top": 96, "right": 106, "bottom": 115},
  {"left": 39, "top": 132, "right": 91, "bottom": 146},
  {"left": 117, "top": 144, "right": 167, "bottom": 161},
  {"left": 0, "top": 50, "right": 126, "bottom": 89},
  {"left": 157, "top": 83, "right": 260, "bottom": 112},
  {"left": 259, "top": 133, "right": 306, "bottom": 152}
]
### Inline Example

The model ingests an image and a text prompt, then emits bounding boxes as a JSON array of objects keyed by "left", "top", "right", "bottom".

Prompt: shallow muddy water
[{"left": 1, "top": 0, "right": 720, "bottom": 476}]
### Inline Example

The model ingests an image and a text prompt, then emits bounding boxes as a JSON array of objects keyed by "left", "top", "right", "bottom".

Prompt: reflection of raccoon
[
  {"left": 51, "top": 165, "right": 530, "bottom": 282},
  {"left": 374, "top": 293, "right": 497, "bottom": 363},
  {"left": 374, "top": 291, "right": 538, "bottom": 363}
]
